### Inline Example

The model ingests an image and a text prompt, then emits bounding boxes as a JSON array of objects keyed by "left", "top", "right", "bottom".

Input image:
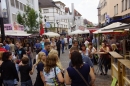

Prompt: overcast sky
[{"left": 54, "top": 0, "right": 99, "bottom": 24}]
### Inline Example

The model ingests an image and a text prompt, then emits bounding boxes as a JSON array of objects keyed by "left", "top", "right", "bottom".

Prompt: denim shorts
[{"left": 21, "top": 80, "right": 32, "bottom": 86}]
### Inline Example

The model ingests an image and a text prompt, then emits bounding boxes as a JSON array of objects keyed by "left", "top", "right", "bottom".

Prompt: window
[
  {"left": 46, "top": 16, "right": 49, "bottom": 21},
  {"left": 12, "top": 14, "right": 17, "bottom": 23},
  {"left": 43, "top": 9, "right": 49, "bottom": 13},
  {"left": 122, "top": 0, "right": 124, "bottom": 11},
  {"left": 20, "top": 3, "right": 23, "bottom": 11},
  {"left": 24, "top": 5, "right": 26, "bottom": 11},
  {"left": 125, "top": 0, "right": 127, "bottom": 10},
  {"left": 114, "top": 4, "right": 118, "bottom": 15},
  {"left": 10, "top": 0, "right": 15, "bottom": 7},
  {"left": 15, "top": 0, "right": 19, "bottom": 9},
  {"left": 56, "top": 9, "right": 58, "bottom": 13}
]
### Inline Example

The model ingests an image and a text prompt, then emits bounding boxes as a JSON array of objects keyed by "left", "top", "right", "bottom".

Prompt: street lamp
[
  {"left": 56, "top": 20, "right": 59, "bottom": 33},
  {"left": 44, "top": 15, "right": 47, "bottom": 32},
  {"left": 0, "top": 0, "right": 5, "bottom": 42}
]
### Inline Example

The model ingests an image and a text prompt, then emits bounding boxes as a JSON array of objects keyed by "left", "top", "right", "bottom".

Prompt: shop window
[{"left": 10, "top": 0, "right": 15, "bottom": 7}]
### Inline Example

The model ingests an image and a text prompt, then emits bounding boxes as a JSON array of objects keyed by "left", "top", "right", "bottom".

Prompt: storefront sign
[
  {"left": 4, "top": 23, "right": 24, "bottom": 31},
  {"left": 4, "top": 24, "right": 13, "bottom": 30}
]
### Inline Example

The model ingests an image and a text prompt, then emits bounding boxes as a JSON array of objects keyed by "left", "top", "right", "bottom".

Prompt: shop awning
[{"left": 93, "top": 22, "right": 129, "bottom": 34}]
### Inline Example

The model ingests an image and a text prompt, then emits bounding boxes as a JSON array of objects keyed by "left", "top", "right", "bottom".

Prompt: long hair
[
  {"left": 49, "top": 49, "right": 63, "bottom": 70},
  {"left": 71, "top": 51, "right": 83, "bottom": 69},
  {"left": 44, "top": 53, "right": 58, "bottom": 73},
  {"left": 36, "top": 52, "right": 46, "bottom": 65},
  {"left": 111, "top": 44, "right": 118, "bottom": 51}
]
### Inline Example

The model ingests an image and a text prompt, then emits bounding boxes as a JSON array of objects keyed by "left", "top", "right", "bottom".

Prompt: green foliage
[
  {"left": 17, "top": 5, "right": 40, "bottom": 33},
  {"left": 17, "top": 12, "right": 25, "bottom": 26}
]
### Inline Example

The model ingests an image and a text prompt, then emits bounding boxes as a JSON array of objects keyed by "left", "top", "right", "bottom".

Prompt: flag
[{"left": 40, "top": 23, "right": 44, "bottom": 35}]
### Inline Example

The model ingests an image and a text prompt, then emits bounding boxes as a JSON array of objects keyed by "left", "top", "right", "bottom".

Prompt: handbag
[
  {"left": 53, "top": 67, "right": 65, "bottom": 86},
  {"left": 73, "top": 67, "right": 90, "bottom": 86}
]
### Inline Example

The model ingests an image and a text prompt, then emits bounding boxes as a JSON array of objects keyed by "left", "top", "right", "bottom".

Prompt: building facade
[
  {"left": 2, "top": 0, "right": 39, "bottom": 24},
  {"left": 39, "top": 0, "right": 70, "bottom": 34},
  {"left": 98, "top": 0, "right": 130, "bottom": 27}
]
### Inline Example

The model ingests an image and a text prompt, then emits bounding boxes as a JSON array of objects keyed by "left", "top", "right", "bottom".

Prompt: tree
[
  {"left": 17, "top": 5, "right": 40, "bottom": 33},
  {"left": 17, "top": 12, "right": 25, "bottom": 26},
  {"left": 25, "top": 5, "right": 39, "bottom": 32}
]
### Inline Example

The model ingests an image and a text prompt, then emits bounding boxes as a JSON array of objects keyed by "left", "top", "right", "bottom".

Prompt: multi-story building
[
  {"left": 97, "top": 0, "right": 130, "bottom": 27},
  {"left": 39, "top": 0, "right": 70, "bottom": 34},
  {"left": 2, "top": 0, "right": 39, "bottom": 24}
]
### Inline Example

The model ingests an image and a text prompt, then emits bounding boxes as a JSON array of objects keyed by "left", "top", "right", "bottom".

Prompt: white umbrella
[{"left": 43, "top": 32, "right": 60, "bottom": 37}]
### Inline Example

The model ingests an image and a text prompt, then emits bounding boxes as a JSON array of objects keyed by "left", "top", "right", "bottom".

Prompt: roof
[
  {"left": 54, "top": 1, "right": 66, "bottom": 6},
  {"left": 74, "top": 9, "right": 82, "bottom": 16},
  {"left": 65, "top": 7, "right": 70, "bottom": 13},
  {"left": 38, "top": 0, "right": 59, "bottom": 8}
]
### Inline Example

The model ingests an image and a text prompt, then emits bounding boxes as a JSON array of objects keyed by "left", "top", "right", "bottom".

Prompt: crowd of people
[{"left": 0, "top": 35, "right": 120, "bottom": 86}]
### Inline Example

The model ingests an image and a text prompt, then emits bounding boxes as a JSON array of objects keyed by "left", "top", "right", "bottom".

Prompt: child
[{"left": 19, "top": 55, "right": 35, "bottom": 86}]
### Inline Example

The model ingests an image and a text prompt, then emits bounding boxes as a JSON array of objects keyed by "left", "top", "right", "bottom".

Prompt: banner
[{"left": 4, "top": 23, "right": 24, "bottom": 31}]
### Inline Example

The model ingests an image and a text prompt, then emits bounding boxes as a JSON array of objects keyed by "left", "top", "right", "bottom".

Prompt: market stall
[{"left": 43, "top": 32, "right": 60, "bottom": 37}]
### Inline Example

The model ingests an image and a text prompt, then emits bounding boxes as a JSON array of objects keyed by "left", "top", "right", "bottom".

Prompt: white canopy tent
[
  {"left": 69, "top": 29, "right": 90, "bottom": 35},
  {"left": 43, "top": 32, "right": 60, "bottom": 37},
  {"left": 93, "top": 22, "right": 128, "bottom": 34},
  {"left": 69, "top": 30, "right": 84, "bottom": 35}
]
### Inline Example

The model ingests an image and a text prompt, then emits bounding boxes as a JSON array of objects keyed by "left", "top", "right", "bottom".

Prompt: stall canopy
[
  {"left": 69, "top": 29, "right": 90, "bottom": 35},
  {"left": 93, "top": 22, "right": 128, "bottom": 34},
  {"left": 43, "top": 32, "right": 60, "bottom": 37}
]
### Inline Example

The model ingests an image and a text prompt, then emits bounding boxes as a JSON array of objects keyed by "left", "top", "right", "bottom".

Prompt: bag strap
[
  {"left": 73, "top": 67, "right": 89, "bottom": 86},
  {"left": 54, "top": 67, "right": 57, "bottom": 79}
]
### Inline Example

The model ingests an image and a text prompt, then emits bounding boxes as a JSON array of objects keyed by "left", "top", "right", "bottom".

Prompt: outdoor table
[
  {"left": 118, "top": 59, "right": 130, "bottom": 86},
  {"left": 109, "top": 52, "right": 123, "bottom": 86}
]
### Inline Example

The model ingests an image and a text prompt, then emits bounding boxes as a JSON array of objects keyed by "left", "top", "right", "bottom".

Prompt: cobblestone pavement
[{"left": 17, "top": 49, "right": 112, "bottom": 86}]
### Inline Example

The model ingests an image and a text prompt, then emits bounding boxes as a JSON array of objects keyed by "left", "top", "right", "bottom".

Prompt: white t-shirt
[
  {"left": 69, "top": 38, "right": 72, "bottom": 45},
  {"left": 64, "top": 38, "right": 68, "bottom": 43},
  {"left": 43, "top": 67, "right": 61, "bottom": 85}
]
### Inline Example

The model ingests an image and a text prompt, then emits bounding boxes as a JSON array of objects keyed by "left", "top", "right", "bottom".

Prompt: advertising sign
[{"left": 4, "top": 23, "right": 24, "bottom": 31}]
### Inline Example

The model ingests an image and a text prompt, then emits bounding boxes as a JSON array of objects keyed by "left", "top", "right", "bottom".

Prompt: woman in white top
[{"left": 43, "top": 52, "right": 64, "bottom": 86}]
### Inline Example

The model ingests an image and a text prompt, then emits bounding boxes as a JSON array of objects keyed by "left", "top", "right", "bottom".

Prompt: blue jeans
[
  {"left": 3, "top": 80, "right": 14, "bottom": 86},
  {"left": 28, "top": 54, "right": 32, "bottom": 68},
  {"left": 21, "top": 80, "right": 32, "bottom": 86},
  {"left": 62, "top": 44, "right": 65, "bottom": 53}
]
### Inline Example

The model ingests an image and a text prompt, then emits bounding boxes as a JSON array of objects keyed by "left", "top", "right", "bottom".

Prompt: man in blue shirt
[
  {"left": 41, "top": 42, "right": 51, "bottom": 56},
  {"left": 3, "top": 40, "right": 10, "bottom": 51},
  {"left": 69, "top": 47, "right": 94, "bottom": 69},
  {"left": 61, "top": 37, "right": 65, "bottom": 54},
  {"left": 34, "top": 40, "right": 41, "bottom": 53}
]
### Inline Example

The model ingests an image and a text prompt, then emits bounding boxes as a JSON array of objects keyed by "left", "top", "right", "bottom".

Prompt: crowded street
[{"left": 1, "top": 0, "right": 130, "bottom": 86}]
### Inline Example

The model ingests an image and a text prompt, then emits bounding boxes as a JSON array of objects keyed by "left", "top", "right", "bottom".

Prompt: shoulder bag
[
  {"left": 74, "top": 67, "right": 90, "bottom": 86},
  {"left": 54, "top": 67, "right": 65, "bottom": 86}
]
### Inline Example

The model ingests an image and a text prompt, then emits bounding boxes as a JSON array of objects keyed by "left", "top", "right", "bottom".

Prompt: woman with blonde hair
[
  {"left": 43, "top": 53, "right": 64, "bottom": 86},
  {"left": 49, "top": 49, "right": 64, "bottom": 71},
  {"left": 34, "top": 52, "right": 46, "bottom": 86},
  {"left": 111, "top": 44, "right": 119, "bottom": 53}
]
